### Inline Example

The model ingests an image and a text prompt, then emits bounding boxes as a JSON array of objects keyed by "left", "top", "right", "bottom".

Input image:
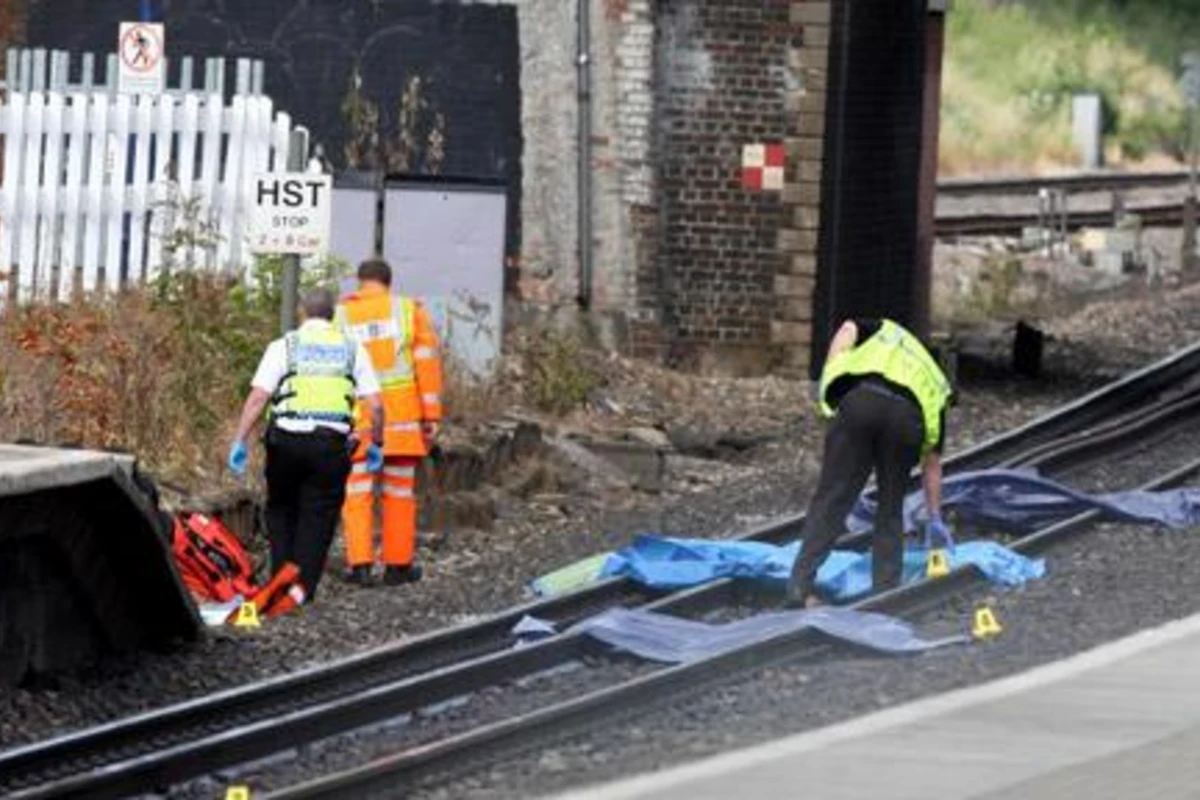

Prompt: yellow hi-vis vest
[
  {"left": 817, "top": 319, "right": 951, "bottom": 454},
  {"left": 269, "top": 327, "right": 357, "bottom": 425}
]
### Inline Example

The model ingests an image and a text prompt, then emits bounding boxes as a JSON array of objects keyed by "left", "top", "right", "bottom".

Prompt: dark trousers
[
  {"left": 264, "top": 428, "right": 352, "bottom": 599},
  {"left": 788, "top": 384, "right": 924, "bottom": 602}
]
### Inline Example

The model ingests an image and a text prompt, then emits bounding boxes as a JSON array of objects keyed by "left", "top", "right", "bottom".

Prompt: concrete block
[
  {"left": 798, "top": 91, "right": 826, "bottom": 114},
  {"left": 786, "top": 254, "right": 818, "bottom": 276},
  {"left": 0, "top": 445, "right": 200, "bottom": 684},
  {"left": 771, "top": 319, "right": 813, "bottom": 346},
  {"left": 779, "top": 229, "right": 820, "bottom": 253},
  {"left": 580, "top": 438, "right": 666, "bottom": 493},
  {"left": 794, "top": 204, "right": 821, "bottom": 230},
  {"left": 803, "top": 24, "right": 831, "bottom": 48},
  {"left": 782, "top": 181, "right": 822, "bottom": 206},
  {"left": 799, "top": 111, "right": 826, "bottom": 137},
  {"left": 797, "top": 160, "right": 823, "bottom": 182},
  {"left": 775, "top": 273, "right": 814, "bottom": 298},
  {"left": 791, "top": 2, "right": 832, "bottom": 25}
]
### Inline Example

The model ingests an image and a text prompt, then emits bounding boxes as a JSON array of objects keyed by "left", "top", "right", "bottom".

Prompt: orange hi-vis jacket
[{"left": 336, "top": 284, "right": 444, "bottom": 457}]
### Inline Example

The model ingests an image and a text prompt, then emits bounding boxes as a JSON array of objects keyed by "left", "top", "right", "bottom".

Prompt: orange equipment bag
[{"left": 171, "top": 513, "right": 261, "bottom": 603}]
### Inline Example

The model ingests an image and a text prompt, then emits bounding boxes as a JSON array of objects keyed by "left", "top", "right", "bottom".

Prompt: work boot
[
  {"left": 345, "top": 564, "right": 374, "bottom": 587},
  {"left": 783, "top": 581, "right": 821, "bottom": 610},
  {"left": 383, "top": 563, "right": 424, "bottom": 586}
]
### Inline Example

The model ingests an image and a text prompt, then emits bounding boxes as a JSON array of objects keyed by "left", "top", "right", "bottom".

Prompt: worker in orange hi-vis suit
[{"left": 336, "top": 258, "right": 444, "bottom": 587}]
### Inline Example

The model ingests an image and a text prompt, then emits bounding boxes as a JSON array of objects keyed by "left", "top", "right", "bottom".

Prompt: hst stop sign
[{"left": 248, "top": 173, "right": 333, "bottom": 256}]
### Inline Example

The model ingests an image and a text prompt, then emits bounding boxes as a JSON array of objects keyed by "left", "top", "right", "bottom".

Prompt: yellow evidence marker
[
  {"left": 972, "top": 605, "right": 1003, "bottom": 640},
  {"left": 232, "top": 602, "right": 261, "bottom": 629},
  {"left": 926, "top": 549, "right": 950, "bottom": 578},
  {"left": 225, "top": 787, "right": 251, "bottom": 800}
]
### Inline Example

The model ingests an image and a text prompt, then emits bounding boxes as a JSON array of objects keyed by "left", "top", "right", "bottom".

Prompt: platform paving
[
  {"left": 0, "top": 443, "right": 134, "bottom": 497},
  {"left": 551, "top": 611, "right": 1200, "bottom": 800}
]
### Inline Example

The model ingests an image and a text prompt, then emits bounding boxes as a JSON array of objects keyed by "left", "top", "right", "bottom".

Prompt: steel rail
[
  {"left": 265, "top": 456, "right": 1200, "bottom": 800},
  {"left": 7, "top": 356, "right": 1200, "bottom": 799},
  {"left": 5, "top": 341, "right": 1200, "bottom": 797},
  {"left": 1001, "top": 386, "right": 1200, "bottom": 472},
  {"left": 935, "top": 202, "right": 1183, "bottom": 238},
  {"left": 936, "top": 169, "right": 1191, "bottom": 198}
]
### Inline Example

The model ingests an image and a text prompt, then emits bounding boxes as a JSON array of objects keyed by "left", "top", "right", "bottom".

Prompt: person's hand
[
  {"left": 365, "top": 443, "right": 384, "bottom": 474},
  {"left": 227, "top": 441, "right": 248, "bottom": 477},
  {"left": 422, "top": 421, "right": 441, "bottom": 444},
  {"left": 926, "top": 514, "right": 955, "bottom": 549}
]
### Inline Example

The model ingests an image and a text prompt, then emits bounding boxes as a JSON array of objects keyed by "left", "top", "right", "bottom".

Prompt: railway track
[
  {"left": 267, "top": 454, "right": 1200, "bottom": 800},
  {"left": 936, "top": 169, "right": 1191, "bottom": 198},
  {"left": 935, "top": 201, "right": 1184, "bottom": 238},
  {"left": 5, "top": 343, "right": 1200, "bottom": 798}
]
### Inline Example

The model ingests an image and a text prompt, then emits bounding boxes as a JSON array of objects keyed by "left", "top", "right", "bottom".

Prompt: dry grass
[
  {"left": 941, "top": 0, "right": 1192, "bottom": 175},
  {"left": 0, "top": 276, "right": 274, "bottom": 487},
  {"left": 0, "top": 277, "right": 611, "bottom": 489}
]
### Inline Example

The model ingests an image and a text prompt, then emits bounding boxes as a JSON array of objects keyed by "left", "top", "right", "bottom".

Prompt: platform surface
[
  {"left": 0, "top": 444, "right": 133, "bottom": 497},
  {"left": 551, "top": 612, "right": 1200, "bottom": 800}
]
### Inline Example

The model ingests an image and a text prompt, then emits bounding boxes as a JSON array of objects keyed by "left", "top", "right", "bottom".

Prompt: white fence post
[{"left": 0, "top": 49, "right": 300, "bottom": 301}]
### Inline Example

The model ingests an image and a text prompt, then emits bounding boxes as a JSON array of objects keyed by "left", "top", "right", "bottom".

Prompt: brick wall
[{"left": 617, "top": 0, "right": 824, "bottom": 375}]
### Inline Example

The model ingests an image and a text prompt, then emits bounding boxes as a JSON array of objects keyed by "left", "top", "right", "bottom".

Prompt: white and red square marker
[{"left": 741, "top": 143, "right": 785, "bottom": 191}]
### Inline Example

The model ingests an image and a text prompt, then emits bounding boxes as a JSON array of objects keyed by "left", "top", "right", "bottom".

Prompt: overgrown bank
[{"left": 941, "top": 0, "right": 1200, "bottom": 174}]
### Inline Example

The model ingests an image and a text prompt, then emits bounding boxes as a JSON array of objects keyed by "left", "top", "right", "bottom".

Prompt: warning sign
[
  {"left": 118, "top": 22, "right": 166, "bottom": 95},
  {"left": 248, "top": 173, "right": 333, "bottom": 256}
]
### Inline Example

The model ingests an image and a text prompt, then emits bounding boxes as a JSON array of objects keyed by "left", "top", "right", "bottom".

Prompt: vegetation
[{"left": 941, "top": 0, "right": 1200, "bottom": 174}]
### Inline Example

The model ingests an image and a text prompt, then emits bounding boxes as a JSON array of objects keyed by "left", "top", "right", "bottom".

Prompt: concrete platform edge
[{"left": 546, "top": 611, "right": 1200, "bottom": 800}]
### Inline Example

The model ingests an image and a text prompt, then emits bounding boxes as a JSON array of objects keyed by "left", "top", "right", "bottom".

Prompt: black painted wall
[
  {"left": 812, "top": 0, "right": 927, "bottom": 374},
  {"left": 24, "top": 0, "right": 523, "bottom": 259}
]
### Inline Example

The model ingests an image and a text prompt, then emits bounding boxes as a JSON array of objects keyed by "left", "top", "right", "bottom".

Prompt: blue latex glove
[
  {"left": 926, "top": 514, "right": 956, "bottom": 550},
  {"left": 228, "top": 441, "right": 248, "bottom": 477},
  {"left": 365, "top": 443, "right": 384, "bottom": 474}
]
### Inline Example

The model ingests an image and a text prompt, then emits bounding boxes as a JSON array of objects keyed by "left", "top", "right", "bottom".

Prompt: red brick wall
[{"left": 646, "top": 0, "right": 808, "bottom": 373}]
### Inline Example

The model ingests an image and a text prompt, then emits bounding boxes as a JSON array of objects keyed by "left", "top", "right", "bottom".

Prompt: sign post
[
  {"left": 246, "top": 130, "right": 330, "bottom": 333},
  {"left": 117, "top": 21, "right": 165, "bottom": 94},
  {"left": 1180, "top": 52, "right": 1200, "bottom": 271}
]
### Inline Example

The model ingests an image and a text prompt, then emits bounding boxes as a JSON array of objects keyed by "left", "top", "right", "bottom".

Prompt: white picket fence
[{"left": 0, "top": 52, "right": 307, "bottom": 303}]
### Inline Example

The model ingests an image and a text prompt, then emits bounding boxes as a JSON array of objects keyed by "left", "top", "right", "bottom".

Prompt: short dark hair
[
  {"left": 357, "top": 258, "right": 393, "bottom": 287},
  {"left": 301, "top": 287, "right": 336, "bottom": 320}
]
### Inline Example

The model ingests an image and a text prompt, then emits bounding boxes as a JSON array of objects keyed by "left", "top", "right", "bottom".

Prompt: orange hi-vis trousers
[{"left": 343, "top": 455, "right": 420, "bottom": 567}]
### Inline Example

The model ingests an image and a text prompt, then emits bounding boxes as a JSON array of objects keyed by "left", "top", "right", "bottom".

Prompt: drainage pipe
[{"left": 576, "top": 0, "right": 594, "bottom": 309}]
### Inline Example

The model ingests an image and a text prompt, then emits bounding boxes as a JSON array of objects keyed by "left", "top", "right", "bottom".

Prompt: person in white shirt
[{"left": 228, "top": 288, "right": 383, "bottom": 609}]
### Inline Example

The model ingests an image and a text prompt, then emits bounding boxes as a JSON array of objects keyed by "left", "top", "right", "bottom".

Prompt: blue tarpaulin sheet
[
  {"left": 530, "top": 470, "right": 1200, "bottom": 600},
  {"left": 849, "top": 468, "right": 1200, "bottom": 537},
  {"left": 598, "top": 535, "right": 1044, "bottom": 602},
  {"left": 566, "top": 606, "right": 968, "bottom": 663}
]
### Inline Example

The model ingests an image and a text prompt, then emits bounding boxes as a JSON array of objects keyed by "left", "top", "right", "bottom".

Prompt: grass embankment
[
  {"left": 941, "top": 0, "right": 1200, "bottom": 175},
  {"left": 0, "top": 269, "right": 598, "bottom": 490}
]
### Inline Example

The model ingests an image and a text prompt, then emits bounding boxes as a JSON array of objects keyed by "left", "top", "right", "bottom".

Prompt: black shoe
[
  {"left": 384, "top": 563, "right": 424, "bottom": 586},
  {"left": 783, "top": 581, "right": 818, "bottom": 610},
  {"left": 345, "top": 565, "right": 374, "bottom": 586}
]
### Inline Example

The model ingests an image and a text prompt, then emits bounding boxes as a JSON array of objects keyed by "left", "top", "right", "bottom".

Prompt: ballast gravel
[
  {"left": 0, "top": 375, "right": 1082, "bottom": 749},
  {"left": 169, "top": 401, "right": 1200, "bottom": 798},
  {"left": 409, "top": 433, "right": 1200, "bottom": 800}
]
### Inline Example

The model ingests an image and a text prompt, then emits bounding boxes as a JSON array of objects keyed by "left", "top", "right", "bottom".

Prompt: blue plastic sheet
[
  {"left": 598, "top": 535, "right": 1044, "bottom": 602},
  {"left": 849, "top": 468, "right": 1200, "bottom": 537},
  {"left": 566, "top": 606, "right": 968, "bottom": 664}
]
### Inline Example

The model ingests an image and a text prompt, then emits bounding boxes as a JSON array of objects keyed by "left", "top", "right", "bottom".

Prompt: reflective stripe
[
  {"left": 421, "top": 393, "right": 441, "bottom": 405},
  {"left": 387, "top": 421, "right": 422, "bottom": 432},
  {"left": 383, "top": 465, "right": 416, "bottom": 479},
  {"left": 382, "top": 485, "right": 414, "bottom": 499},
  {"left": 348, "top": 317, "right": 402, "bottom": 343},
  {"left": 414, "top": 346, "right": 436, "bottom": 360},
  {"left": 350, "top": 463, "right": 372, "bottom": 475},
  {"left": 346, "top": 482, "right": 373, "bottom": 495}
]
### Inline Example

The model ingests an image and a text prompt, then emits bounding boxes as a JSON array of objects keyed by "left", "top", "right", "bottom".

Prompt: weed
[{"left": 520, "top": 329, "right": 603, "bottom": 416}]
